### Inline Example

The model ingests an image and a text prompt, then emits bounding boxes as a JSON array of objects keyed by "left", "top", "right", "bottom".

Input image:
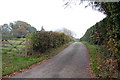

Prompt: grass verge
[
  {"left": 2, "top": 42, "right": 72, "bottom": 77},
  {"left": 82, "top": 41, "right": 118, "bottom": 78},
  {"left": 81, "top": 41, "right": 100, "bottom": 76}
]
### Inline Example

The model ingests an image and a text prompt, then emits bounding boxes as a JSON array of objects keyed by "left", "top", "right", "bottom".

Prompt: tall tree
[
  {"left": 27, "top": 27, "right": 37, "bottom": 32},
  {"left": 56, "top": 28, "right": 75, "bottom": 37},
  {"left": 1, "top": 24, "right": 10, "bottom": 35},
  {"left": 17, "top": 25, "right": 27, "bottom": 36},
  {"left": 14, "top": 21, "right": 31, "bottom": 29},
  {"left": 41, "top": 26, "right": 45, "bottom": 31}
]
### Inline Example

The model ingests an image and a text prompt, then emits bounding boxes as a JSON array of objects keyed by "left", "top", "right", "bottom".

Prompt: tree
[
  {"left": 9, "top": 23, "right": 15, "bottom": 30},
  {"left": 63, "top": 0, "right": 120, "bottom": 16},
  {"left": 1, "top": 21, "right": 37, "bottom": 39},
  {"left": 41, "top": 26, "right": 45, "bottom": 31},
  {"left": 0, "top": 24, "right": 12, "bottom": 39},
  {"left": 27, "top": 27, "right": 37, "bottom": 32},
  {"left": 17, "top": 25, "right": 27, "bottom": 36},
  {"left": 56, "top": 28, "right": 75, "bottom": 37},
  {"left": 14, "top": 21, "right": 31, "bottom": 29},
  {"left": 1, "top": 24, "right": 10, "bottom": 35},
  {"left": 9, "top": 22, "right": 17, "bottom": 36}
]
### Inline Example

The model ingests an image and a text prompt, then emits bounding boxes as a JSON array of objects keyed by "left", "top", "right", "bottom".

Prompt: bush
[{"left": 26, "top": 31, "right": 72, "bottom": 54}]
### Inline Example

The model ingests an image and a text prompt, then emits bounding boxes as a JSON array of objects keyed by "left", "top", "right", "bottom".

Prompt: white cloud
[{"left": 0, "top": 0, "right": 106, "bottom": 38}]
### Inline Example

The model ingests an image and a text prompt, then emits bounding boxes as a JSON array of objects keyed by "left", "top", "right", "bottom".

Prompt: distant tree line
[
  {"left": 0, "top": 21, "right": 37, "bottom": 39},
  {"left": 56, "top": 28, "right": 76, "bottom": 38}
]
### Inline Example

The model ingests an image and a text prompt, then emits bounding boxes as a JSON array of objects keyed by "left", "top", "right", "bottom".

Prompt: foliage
[
  {"left": 82, "top": 41, "right": 118, "bottom": 78},
  {"left": 56, "top": 28, "right": 75, "bottom": 37},
  {"left": 27, "top": 31, "right": 72, "bottom": 54},
  {"left": 0, "top": 21, "right": 37, "bottom": 39},
  {"left": 63, "top": 1, "right": 120, "bottom": 15},
  {"left": 100, "top": 2, "right": 120, "bottom": 16},
  {"left": 40, "top": 26, "right": 45, "bottom": 31},
  {"left": 27, "top": 27, "right": 37, "bottom": 32},
  {"left": 17, "top": 26, "right": 27, "bottom": 36},
  {"left": 80, "top": 2, "right": 120, "bottom": 78}
]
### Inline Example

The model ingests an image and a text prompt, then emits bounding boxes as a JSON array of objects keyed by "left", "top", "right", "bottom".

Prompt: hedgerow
[
  {"left": 80, "top": 2, "right": 120, "bottom": 78},
  {"left": 26, "top": 31, "right": 72, "bottom": 54}
]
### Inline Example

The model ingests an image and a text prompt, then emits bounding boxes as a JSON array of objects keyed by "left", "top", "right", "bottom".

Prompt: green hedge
[
  {"left": 27, "top": 31, "right": 72, "bottom": 54},
  {"left": 80, "top": 13, "right": 120, "bottom": 56},
  {"left": 80, "top": 2, "right": 120, "bottom": 77}
]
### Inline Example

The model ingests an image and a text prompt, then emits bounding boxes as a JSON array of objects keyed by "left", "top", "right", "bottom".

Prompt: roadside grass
[
  {"left": 82, "top": 41, "right": 119, "bottom": 78},
  {"left": 81, "top": 41, "right": 104, "bottom": 77},
  {"left": 2, "top": 42, "right": 72, "bottom": 77}
]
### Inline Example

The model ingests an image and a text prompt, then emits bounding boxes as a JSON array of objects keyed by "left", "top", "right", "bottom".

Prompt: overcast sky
[{"left": 0, "top": 0, "right": 106, "bottom": 38}]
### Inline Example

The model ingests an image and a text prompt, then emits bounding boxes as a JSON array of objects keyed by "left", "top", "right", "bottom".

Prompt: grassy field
[{"left": 2, "top": 42, "right": 72, "bottom": 77}]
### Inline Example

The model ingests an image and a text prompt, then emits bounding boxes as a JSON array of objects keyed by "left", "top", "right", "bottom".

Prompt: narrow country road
[{"left": 11, "top": 42, "right": 91, "bottom": 78}]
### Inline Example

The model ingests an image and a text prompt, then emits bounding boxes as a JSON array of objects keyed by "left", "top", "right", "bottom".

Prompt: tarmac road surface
[{"left": 11, "top": 42, "right": 91, "bottom": 78}]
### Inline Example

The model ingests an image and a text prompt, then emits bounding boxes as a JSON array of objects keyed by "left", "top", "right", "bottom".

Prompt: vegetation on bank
[
  {"left": 82, "top": 41, "right": 118, "bottom": 78},
  {"left": 2, "top": 42, "right": 72, "bottom": 77},
  {"left": 80, "top": 2, "right": 120, "bottom": 78},
  {"left": 82, "top": 41, "right": 99, "bottom": 76}
]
